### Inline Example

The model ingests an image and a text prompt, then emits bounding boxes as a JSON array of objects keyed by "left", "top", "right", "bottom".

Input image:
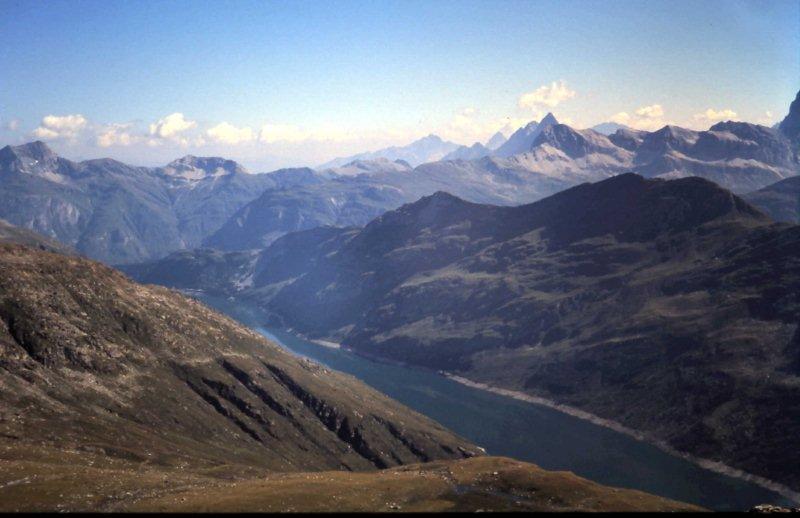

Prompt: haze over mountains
[
  {"left": 2, "top": 92, "right": 798, "bottom": 265},
  {"left": 318, "top": 134, "right": 462, "bottom": 169}
]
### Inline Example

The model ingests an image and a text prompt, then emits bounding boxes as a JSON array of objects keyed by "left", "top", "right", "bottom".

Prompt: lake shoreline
[
  {"left": 268, "top": 323, "right": 800, "bottom": 505},
  {"left": 187, "top": 294, "right": 797, "bottom": 510},
  {"left": 444, "top": 373, "right": 800, "bottom": 505}
]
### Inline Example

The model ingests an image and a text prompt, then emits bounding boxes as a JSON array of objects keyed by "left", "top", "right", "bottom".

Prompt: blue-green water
[{"left": 201, "top": 295, "right": 794, "bottom": 511}]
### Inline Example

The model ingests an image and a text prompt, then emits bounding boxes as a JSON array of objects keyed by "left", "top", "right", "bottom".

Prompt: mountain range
[
  {"left": 203, "top": 102, "right": 800, "bottom": 251},
  {"left": 0, "top": 142, "right": 331, "bottom": 264},
  {"left": 318, "top": 134, "right": 462, "bottom": 169},
  {"left": 2, "top": 92, "right": 798, "bottom": 264},
  {"left": 127, "top": 173, "right": 800, "bottom": 494}
]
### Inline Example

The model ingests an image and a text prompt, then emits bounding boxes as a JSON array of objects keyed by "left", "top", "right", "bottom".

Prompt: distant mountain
[
  {"left": 205, "top": 111, "right": 799, "bottom": 252},
  {"left": 441, "top": 142, "right": 493, "bottom": 161},
  {"left": 494, "top": 113, "right": 558, "bottom": 157},
  {"left": 161, "top": 154, "right": 250, "bottom": 180},
  {"left": 203, "top": 154, "right": 580, "bottom": 251},
  {"left": 484, "top": 131, "right": 507, "bottom": 150},
  {"left": 0, "top": 142, "right": 329, "bottom": 264},
  {"left": 513, "top": 120, "right": 798, "bottom": 193},
  {"left": 131, "top": 174, "right": 800, "bottom": 493},
  {"left": 591, "top": 121, "right": 633, "bottom": 135},
  {"left": 3, "top": 91, "right": 798, "bottom": 263},
  {"left": 778, "top": 90, "right": 800, "bottom": 144},
  {"left": 320, "top": 157, "right": 412, "bottom": 176},
  {"left": 743, "top": 175, "right": 800, "bottom": 223},
  {"left": 318, "top": 134, "right": 461, "bottom": 169}
]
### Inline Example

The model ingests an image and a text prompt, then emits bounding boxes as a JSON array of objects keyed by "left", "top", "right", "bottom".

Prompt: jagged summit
[
  {"left": 0, "top": 140, "right": 59, "bottom": 165},
  {"left": 0, "top": 140, "right": 68, "bottom": 180},
  {"left": 494, "top": 113, "right": 559, "bottom": 157},
  {"left": 539, "top": 112, "right": 558, "bottom": 126}
]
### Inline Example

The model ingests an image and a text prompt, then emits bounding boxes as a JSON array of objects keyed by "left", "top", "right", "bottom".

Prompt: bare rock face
[
  {"left": 778, "top": 90, "right": 800, "bottom": 145},
  {"left": 0, "top": 241, "right": 479, "bottom": 474}
]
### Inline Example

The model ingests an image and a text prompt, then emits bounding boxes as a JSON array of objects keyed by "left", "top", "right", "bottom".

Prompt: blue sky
[{"left": 1, "top": 0, "right": 798, "bottom": 170}]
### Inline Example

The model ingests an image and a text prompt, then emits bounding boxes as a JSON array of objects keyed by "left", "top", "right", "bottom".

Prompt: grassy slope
[{"left": 0, "top": 443, "right": 702, "bottom": 513}]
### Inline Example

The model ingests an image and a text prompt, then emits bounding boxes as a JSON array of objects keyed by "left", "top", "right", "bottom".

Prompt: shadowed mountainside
[
  {"left": 0, "top": 228, "right": 708, "bottom": 513},
  {"left": 745, "top": 176, "right": 800, "bottom": 223},
  {"left": 129, "top": 174, "right": 800, "bottom": 493},
  {"left": 0, "top": 240, "right": 483, "bottom": 476}
]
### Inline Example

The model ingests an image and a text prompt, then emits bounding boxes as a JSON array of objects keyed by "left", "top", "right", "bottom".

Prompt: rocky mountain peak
[
  {"left": 0, "top": 140, "right": 65, "bottom": 179},
  {"left": 9, "top": 140, "right": 58, "bottom": 161},
  {"left": 778, "top": 89, "right": 800, "bottom": 143},
  {"left": 162, "top": 155, "right": 249, "bottom": 180},
  {"left": 494, "top": 114, "right": 559, "bottom": 158},
  {"left": 539, "top": 112, "right": 559, "bottom": 127}
]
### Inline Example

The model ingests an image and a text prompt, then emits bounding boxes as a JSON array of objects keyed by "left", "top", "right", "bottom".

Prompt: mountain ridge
[
  {"left": 318, "top": 134, "right": 461, "bottom": 169},
  {"left": 0, "top": 142, "right": 329, "bottom": 264}
]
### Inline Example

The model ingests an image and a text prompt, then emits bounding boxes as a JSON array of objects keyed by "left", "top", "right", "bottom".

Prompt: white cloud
[
  {"left": 96, "top": 123, "right": 137, "bottom": 147},
  {"left": 519, "top": 80, "right": 576, "bottom": 111},
  {"left": 148, "top": 113, "right": 196, "bottom": 139},
  {"left": 757, "top": 111, "right": 776, "bottom": 126},
  {"left": 438, "top": 107, "right": 529, "bottom": 144},
  {"left": 206, "top": 122, "right": 255, "bottom": 145},
  {"left": 610, "top": 104, "right": 669, "bottom": 131},
  {"left": 32, "top": 114, "right": 88, "bottom": 141},
  {"left": 693, "top": 108, "right": 738, "bottom": 126},
  {"left": 4, "top": 118, "right": 20, "bottom": 131},
  {"left": 635, "top": 104, "right": 664, "bottom": 118}
]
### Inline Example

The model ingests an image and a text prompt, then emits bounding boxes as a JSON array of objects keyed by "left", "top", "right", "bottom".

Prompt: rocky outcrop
[{"left": 0, "top": 238, "right": 479, "bottom": 474}]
